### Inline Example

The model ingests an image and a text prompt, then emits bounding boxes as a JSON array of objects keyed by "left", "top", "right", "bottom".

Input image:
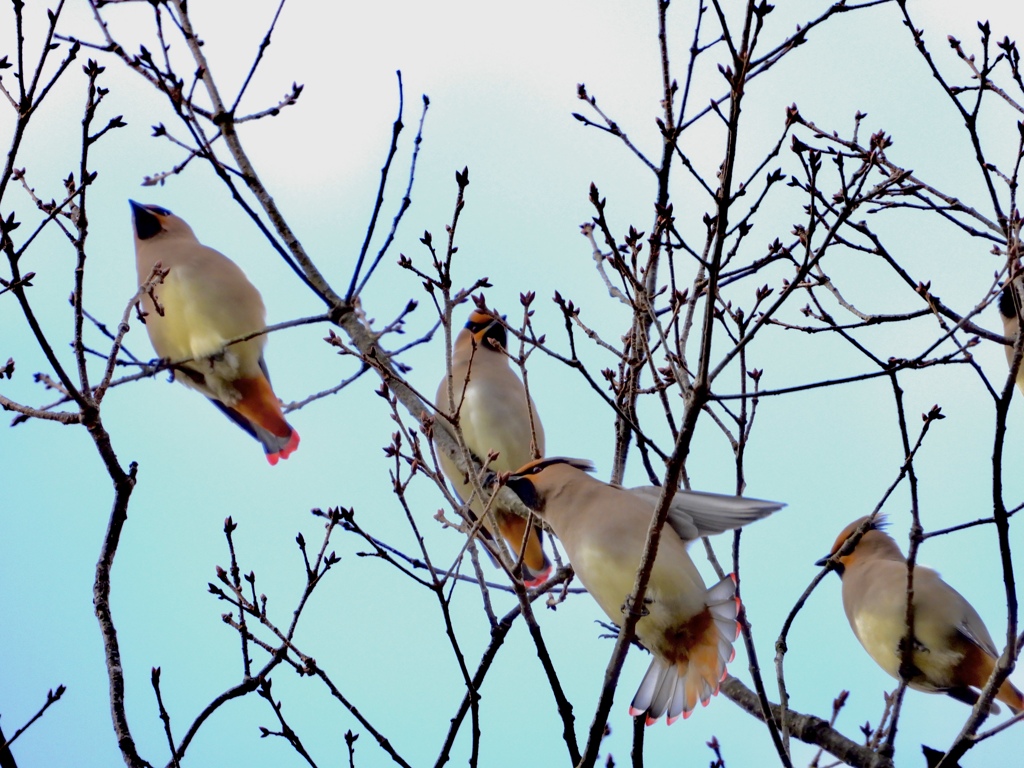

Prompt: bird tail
[
  {"left": 982, "top": 665, "right": 1024, "bottom": 715},
  {"left": 997, "top": 679, "right": 1024, "bottom": 714},
  {"left": 213, "top": 374, "right": 299, "bottom": 464},
  {"left": 495, "top": 512, "right": 552, "bottom": 587},
  {"left": 629, "top": 574, "right": 740, "bottom": 725},
  {"left": 955, "top": 639, "right": 1024, "bottom": 715}
]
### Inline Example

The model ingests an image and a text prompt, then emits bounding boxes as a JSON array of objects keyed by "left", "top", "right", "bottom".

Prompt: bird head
[
  {"left": 464, "top": 308, "right": 508, "bottom": 352},
  {"left": 815, "top": 515, "right": 892, "bottom": 575},
  {"left": 999, "top": 279, "right": 1022, "bottom": 325},
  {"left": 130, "top": 200, "right": 195, "bottom": 242},
  {"left": 504, "top": 457, "right": 596, "bottom": 513}
]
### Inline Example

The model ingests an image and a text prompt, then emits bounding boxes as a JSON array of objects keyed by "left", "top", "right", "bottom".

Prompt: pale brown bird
[
  {"left": 998, "top": 277, "right": 1024, "bottom": 393},
  {"left": 504, "top": 457, "right": 784, "bottom": 724},
  {"left": 817, "top": 516, "right": 1023, "bottom": 714},
  {"left": 435, "top": 307, "right": 550, "bottom": 585},
  {"left": 131, "top": 201, "right": 299, "bottom": 464}
]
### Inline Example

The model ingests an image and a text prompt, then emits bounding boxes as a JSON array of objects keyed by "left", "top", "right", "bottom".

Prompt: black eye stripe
[
  {"left": 147, "top": 205, "right": 173, "bottom": 216},
  {"left": 1000, "top": 284, "right": 1020, "bottom": 319}
]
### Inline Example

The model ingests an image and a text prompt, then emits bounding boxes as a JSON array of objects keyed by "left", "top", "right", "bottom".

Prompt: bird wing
[
  {"left": 628, "top": 486, "right": 784, "bottom": 542},
  {"left": 916, "top": 567, "right": 1001, "bottom": 659},
  {"left": 956, "top": 614, "right": 1000, "bottom": 659}
]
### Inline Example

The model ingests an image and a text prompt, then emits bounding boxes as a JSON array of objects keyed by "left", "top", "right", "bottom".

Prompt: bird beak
[
  {"left": 483, "top": 469, "right": 505, "bottom": 490},
  {"left": 814, "top": 554, "right": 831, "bottom": 567}
]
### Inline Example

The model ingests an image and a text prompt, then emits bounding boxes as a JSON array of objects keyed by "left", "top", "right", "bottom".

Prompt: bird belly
[
  {"left": 146, "top": 279, "right": 265, "bottom": 404},
  {"left": 853, "top": 611, "right": 905, "bottom": 679},
  {"left": 571, "top": 541, "right": 639, "bottom": 628},
  {"left": 458, "top": 386, "right": 540, "bottom": 473},
  {"left": 572, "top": 539, "right": 706, "bottom": 652},
  {"left": 853, "top": 612, "right": 961, "bottom": 690}
]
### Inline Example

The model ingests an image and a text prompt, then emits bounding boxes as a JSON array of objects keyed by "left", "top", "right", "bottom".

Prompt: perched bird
[
  {"left": 998, "top": 277, "right": 1024, "bottom": 393},
  {"left": 504, "top": 457, "right": 784, "bottom": 723},
  {"left": 435, "top": 307, "right": 550, "bottom": 586},
  {"left": 130, "top": 200, "right": 299, "bottom": 464},
  {"left": 817, "top": 516, "right": 1023, "bottom": 714}
]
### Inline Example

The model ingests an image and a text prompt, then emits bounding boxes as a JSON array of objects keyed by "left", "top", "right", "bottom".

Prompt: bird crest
[
  {"left": 835, "top": 514, "right": 887, "bottom": 552},
  {"left": 817, "top": 514, "right": 889, "bottom": 572},
  {"left": 511, "top": 456, "right": 596, "bottom": 477}
]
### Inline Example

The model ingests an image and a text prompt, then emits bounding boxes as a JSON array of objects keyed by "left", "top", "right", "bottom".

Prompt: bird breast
[
  {"left": 141, "top": 253, "right": 267, "bottom": 403},
  {"left": 845, "top": 565, "right": 966, "bottom": 690},
  {"left": 454, "top": 377, "right": 542, "bottom": 472}
]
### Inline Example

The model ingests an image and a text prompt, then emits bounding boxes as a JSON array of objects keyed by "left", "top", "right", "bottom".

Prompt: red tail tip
[
  {"left": 266, "top": 430, "right": 300, "bottom": 465},
  {"left": 281, "top": 429, "right": 300, "bottom": 457},
  {"left": 524, "top": 564, "right": 553, "bottom": 588}
]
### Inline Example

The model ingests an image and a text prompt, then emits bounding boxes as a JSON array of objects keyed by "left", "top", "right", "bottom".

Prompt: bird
[
  {"left": 503, "top": 457, "right": 784, "bottom": 724},
  {"left": 817, "top": 516, "right": 1023, "bottom": 714},
  {"left": 130, "top": 200, "right": 299, "bottom": 465},
  {"left": 998, "top": 277, "right": 1024, "bottom": 393},
  {"left": 434, "top": 306, "right": 551, "bottom": 586}
]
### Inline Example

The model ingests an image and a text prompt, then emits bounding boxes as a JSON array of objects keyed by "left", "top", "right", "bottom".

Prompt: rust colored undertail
[
  {"left": 231, "top": 376, "right": 299, "bottom": 464},
  {"left": 630, "top": 574, "right": 740, "bottom": 725},
  {"left": 959, "top": 642, "right": 1024, "bottom": 714},
  {"left": 497, "top": 511, "right": 551, "bottom": 585}
]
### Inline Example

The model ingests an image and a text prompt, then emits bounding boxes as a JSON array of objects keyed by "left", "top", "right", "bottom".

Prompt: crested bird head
[
  {"left": 505, "top": 457, "right": 596, "bottom": 513},
  {"left": 464, "top": 308, "right": 508, "bottom": 352},
  {"left": 815, "top": 515, "right": 896, "bottom": 575}
]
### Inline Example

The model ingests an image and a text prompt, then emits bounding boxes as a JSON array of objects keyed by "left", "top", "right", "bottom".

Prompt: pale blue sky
[{"left": 3, "top": 1, "right": 1024, "bottom": 766}]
